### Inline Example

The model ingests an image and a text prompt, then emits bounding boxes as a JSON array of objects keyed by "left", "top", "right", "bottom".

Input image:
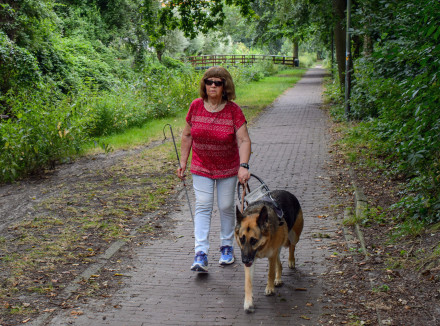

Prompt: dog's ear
[
  {"left": 257, "top": 206, "right": 269, "bottom": 229},
  {"left": 236, "top": 205, "right": 244, "bottom": 224}
]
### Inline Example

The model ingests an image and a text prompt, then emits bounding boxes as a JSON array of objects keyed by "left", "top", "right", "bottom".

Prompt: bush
[
  {"left": 228, "top": 61, "right": 279, "bottom": 85},
  {"left": 161, "top": 56, "right": 186, "bottom": 70},
  {"left": 0, "top": 31, "right": 41, "bottom": 97},
  {"left": 0, "top": 86, "right": 91, "bottom": 181},
  {"left": 0, "top": 59, "right": 202, "bottom": 183},
  {"left": 141, "top": 62, "right": 200, "bottom": 119},
  {"left": 298, "top": 52, "right": 317, "bottom": 68}
]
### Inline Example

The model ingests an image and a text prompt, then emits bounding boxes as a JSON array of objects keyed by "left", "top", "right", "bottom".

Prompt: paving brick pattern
[{"left": 47, "top": 67, "right": 338, "bottom": 326}]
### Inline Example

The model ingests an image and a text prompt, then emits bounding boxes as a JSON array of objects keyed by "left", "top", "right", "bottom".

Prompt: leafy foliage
[
  {"left": 347, "top": 0, "right": 440, "bottom": 224},
  {"left": 0, "top": 31, "right": 41, "bottom": 95},
  {"left": 1, "top": 85, "right": 90, "bottom": 181}
]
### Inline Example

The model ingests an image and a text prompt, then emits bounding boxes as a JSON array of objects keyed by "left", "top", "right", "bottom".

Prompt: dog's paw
[
  {"left": 265, "top": 286, "right": 275, "bottom": 296},
  {"left": 288, "top": 260, "right": 296, "bottom": 269},
  {"left": 244, "top": 301, "right": 255, "bottom": 313},
  {"left": 274, "top": 279, "right": 283, "bottom": 287}
]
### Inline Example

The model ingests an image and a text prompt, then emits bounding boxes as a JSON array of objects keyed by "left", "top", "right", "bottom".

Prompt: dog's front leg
[
  {"left": 244, "top": 264, "right": 255, "bottom": 313},
  {"left": 265, "top": 255, "right": 277, "bottom": 296}
]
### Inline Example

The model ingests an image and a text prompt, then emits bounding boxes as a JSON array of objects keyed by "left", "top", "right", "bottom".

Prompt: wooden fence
[{"left": 187, "top": 54, "right": 298, "bottom": 68}]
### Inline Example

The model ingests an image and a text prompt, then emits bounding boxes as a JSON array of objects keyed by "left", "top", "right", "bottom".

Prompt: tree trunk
[
  {"left": 157, "top": 50, "right": 163, "bottom": 62},
  {"left": 333, "top": 0, "right": 346, "bottom": 89},
  {"left": 293, "top": 39, "right": 299, "bottom": 59},
  {"left": 363, "top": 34, "right": 373, "bottom": 56}
]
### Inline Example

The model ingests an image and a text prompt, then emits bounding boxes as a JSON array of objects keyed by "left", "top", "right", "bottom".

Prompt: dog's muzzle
[{"left": 241, "top": 250, "right": 257, "bottom": 267}]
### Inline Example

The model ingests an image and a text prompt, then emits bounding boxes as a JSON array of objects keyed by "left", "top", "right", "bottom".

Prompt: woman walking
[{"left": 177, "top": 66, "right": 251, "bottom": 272}]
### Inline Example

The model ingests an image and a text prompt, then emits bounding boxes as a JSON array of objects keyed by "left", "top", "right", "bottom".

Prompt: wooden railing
[{"left": 187, "top": 54, "right": 298, "bottom": 67}]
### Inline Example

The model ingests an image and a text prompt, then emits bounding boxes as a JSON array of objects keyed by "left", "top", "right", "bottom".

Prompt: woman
[{"left": 177, "top": 66, "right": 251, "bottom": 272}]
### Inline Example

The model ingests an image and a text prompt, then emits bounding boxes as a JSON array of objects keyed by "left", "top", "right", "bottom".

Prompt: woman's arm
[
  {"left": 236, "top": 123, "right": 251, "bottom": 184},
  {"left": 177, "top": 122, "right": 192, "bottom": 180}
]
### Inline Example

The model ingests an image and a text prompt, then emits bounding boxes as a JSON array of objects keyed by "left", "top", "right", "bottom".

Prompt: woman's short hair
[{"left": 199, "top": 66, "right": 236, "bottom": 101}]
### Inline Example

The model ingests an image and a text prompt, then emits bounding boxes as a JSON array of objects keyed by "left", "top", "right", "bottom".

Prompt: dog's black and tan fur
[{"left": 235, "top": 190, "right": 304, "bottom": 313}]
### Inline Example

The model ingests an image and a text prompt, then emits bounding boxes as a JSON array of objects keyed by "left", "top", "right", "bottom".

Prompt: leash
[
  {"left": 240, "top": 181, "right": 248, "bottom": 213},
  {"left": 163, "top": 124, "right": 194, "bottom": 224}
]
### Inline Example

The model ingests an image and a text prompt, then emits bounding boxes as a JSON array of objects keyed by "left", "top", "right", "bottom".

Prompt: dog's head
[{"left": 235, "top": 204, "right": 270, "bottom": 267}]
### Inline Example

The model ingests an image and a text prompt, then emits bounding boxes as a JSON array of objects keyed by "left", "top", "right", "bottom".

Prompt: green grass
[
  {"left": 84, "top": 112, "right": 189, "bottom": 153},
  {"left": 237, "top": 69, "right": 306, "bottom": 121},
  {"left": 87, "top": 68, "right": 307, "bottom": 153}
]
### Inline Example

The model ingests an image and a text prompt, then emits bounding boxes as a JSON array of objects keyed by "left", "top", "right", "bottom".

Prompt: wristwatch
[{"left": 240, "top": 163, "right": 249, "bottom": 169}]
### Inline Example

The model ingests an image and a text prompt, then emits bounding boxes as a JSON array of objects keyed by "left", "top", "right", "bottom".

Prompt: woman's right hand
[{"left": 177, "top": 163, "right": 187, "bottom": 180}]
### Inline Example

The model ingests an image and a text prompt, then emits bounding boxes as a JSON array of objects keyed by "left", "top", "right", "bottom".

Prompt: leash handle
[
  {"left": 237, "top": 180, "right": 250, "bottom": 213},
  {"left": 240, "top": 181, "right": 247, "bottom": 213},
  {"left": 237, "top": 173, "right": 271, "bottom": 213}
]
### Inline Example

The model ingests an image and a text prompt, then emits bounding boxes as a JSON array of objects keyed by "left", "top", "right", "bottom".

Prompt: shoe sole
[
  {"left": 219, "top": 257, "right": 235, "bottom": 265},
  {"left": 191, "top": 263, "right": 208, "bottom": 272}
]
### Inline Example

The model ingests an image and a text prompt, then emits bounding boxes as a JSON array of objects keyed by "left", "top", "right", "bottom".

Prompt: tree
[{"left": 140, "top": 0, "right": 255, "bottom": 60}]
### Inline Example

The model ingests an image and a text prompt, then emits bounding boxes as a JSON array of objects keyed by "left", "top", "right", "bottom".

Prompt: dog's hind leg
[
  {"left": 274, "top": 249, "right": 283, "bottom": 287},
  {"left": 288, "top": 242, "right": 297, "bottom": 269},
  {"left": 288, "top": 210, "right": 304, "bottom": 269},
  {"left": 244, "top": 264, "right": 255, "bottom": 313}
]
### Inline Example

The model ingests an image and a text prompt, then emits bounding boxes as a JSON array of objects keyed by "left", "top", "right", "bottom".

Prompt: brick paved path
[{"left": 47, "top": 67, "right": 338, "bottom": 325}]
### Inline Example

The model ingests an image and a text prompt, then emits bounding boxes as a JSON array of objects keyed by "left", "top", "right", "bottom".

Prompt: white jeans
[{"left": 192, "top": 174, "right": 237, "bottom": 255}]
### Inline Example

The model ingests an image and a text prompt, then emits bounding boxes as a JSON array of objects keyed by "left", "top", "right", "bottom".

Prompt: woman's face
[{"left": 205, "top": 77, "right": 224, "bottom": 100}]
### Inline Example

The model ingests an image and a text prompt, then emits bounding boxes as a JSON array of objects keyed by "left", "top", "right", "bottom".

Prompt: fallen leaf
[{"left": 70, "top": 310, "right": 83, "bottom": 316}]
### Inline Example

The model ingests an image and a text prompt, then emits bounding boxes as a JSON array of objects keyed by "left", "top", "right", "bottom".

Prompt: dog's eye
[
  {"left": 240, "top": 236, "right": 246, "bottom": 245},
  {"left": 250, "top": 237, "right": 258, "bottom": 246}
]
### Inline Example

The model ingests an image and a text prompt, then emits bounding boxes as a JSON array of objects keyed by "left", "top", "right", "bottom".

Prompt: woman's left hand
[{"left": 238, "top": 167, "right": 250, "bottom": 184}]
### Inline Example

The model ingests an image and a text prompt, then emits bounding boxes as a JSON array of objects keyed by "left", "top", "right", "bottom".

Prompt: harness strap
[{"left": 260, "top": 195, "right": 284, "bottom": 219}]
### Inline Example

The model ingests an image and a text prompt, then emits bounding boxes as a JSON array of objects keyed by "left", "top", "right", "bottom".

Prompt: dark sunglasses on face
[{"left": 204, "top": 79, "right": 224, "bottom": 86}]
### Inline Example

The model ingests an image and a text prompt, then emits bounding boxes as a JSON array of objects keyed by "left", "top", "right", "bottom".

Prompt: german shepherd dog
[{"left": 235, "top": 190, "right": 304, "bottom": 313}]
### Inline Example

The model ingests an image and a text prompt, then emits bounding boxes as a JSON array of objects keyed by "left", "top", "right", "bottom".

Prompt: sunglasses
[{"left": 204, "top": 79, "right": 224, "bottom": 87}]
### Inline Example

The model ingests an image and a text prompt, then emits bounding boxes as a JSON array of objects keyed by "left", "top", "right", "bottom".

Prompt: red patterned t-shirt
[{"left": 186, "top": 98, "right": 247, "bottom": 179}]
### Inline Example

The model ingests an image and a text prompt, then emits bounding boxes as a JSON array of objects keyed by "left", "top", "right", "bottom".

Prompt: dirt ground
[
  {"left": 0, "top": 141, "right": 181, "bottom": 325},
  {"left": 319, "top": 119, "right": 440, "bottom": 325},
  {"left": 1, "top": 114, "right": 439, "bottom": 326}
]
